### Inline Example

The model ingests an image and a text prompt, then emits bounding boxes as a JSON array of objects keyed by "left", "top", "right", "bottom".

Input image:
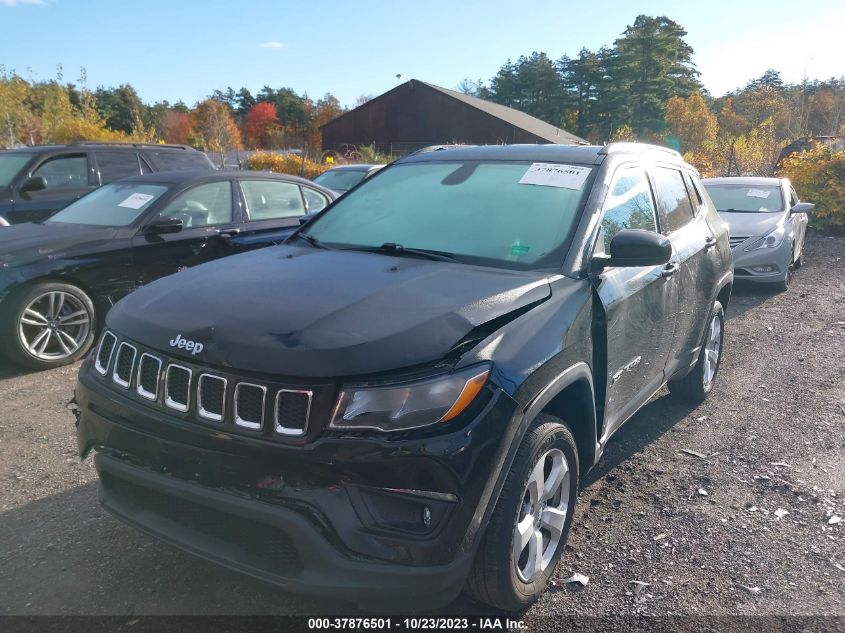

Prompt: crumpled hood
[
  {"left": 0, "top": 222, "right": 117, "bottom": 267},
  {"left": 720, "top": 211, "right": 784, "bottom": 239},
  {"left": 108, "top": 245, "right": 552, "bottom": 377}
]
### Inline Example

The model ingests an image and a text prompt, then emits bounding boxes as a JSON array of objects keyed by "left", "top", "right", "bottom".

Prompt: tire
[
  {"left": 0, "top": 281, "right": 96, "bottom": 371},
  {"left": 467, "top": 415, "right": 579, "bottom": 612},
  {"left": 793, "top": 253, "right": 802, "bottom": 269},
  {"left": 775, "top": 264, "right": 793, "bottom": 292},
  {"left": 668, "top": 301, "right": 724, "bottom": 404}
]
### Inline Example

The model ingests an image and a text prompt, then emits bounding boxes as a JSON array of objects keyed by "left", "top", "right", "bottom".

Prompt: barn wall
[{"left": 321, "top": 82, "right": 548, "bottom": 154}]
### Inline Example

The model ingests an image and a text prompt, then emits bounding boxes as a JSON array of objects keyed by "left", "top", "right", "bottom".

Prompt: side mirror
[
  {"left": 790, "top": 202, "right": 815, "bottom": 215},
  {"left": 19, "top": 175, "right": 48, "bottom": 200},
  {"left": 592, "top": 229, "right": 673, "bottom": 271},
  {"left": 145, "top": 217, "right": 184, "bottom": 235}
]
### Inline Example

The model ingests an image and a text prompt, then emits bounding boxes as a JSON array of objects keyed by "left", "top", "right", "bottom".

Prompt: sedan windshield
[
  {"left": 302, "top": 161, "right": 592, "bottom": 270},
  {"left": 313, "top": 169, "right": 369, "bottom": 192},
  {"left": 704, "top": 184, "right": 784, "bottom": 213},
  {"left": 0, "top": 153, "right": 34, "bottom": 188},
  {"left": 47, "top": 182, "right": 169, "bottom": 226}
]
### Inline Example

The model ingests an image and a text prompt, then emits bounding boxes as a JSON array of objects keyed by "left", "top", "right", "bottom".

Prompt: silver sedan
[{"left": 702, "top": 177, "right": 814, "bottom": 291}]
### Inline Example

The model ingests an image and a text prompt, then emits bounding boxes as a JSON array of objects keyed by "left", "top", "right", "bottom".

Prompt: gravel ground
[{"left": 1, "top": 236, "right": 843, "bottom": 625}]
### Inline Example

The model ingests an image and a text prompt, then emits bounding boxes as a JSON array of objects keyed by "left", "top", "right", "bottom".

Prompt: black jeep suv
[
  {"left": 75, "top": 143, "right": 733, "bottom": 611},
  {"left": 0, "top": 142, "right": 215, "bottom": 225}
]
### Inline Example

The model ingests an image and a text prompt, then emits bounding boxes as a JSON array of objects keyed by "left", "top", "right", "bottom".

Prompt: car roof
[
  {"left": 398, "top": 142, "right": 685, "bottom": 166},
  {"left": 702, "top": 176, "right": 785, "bottom": 186},
  {"left": 0, "top": 142, "right": 201, "bottom": 155},
  {"left": 323, "top": 164, "right": 383, "bottom": 172},
  {"left": 114, "top": 169, "right": 338, "bottom": 194}
]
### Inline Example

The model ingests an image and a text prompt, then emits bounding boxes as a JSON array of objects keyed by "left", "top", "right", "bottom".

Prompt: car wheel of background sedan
[
  {"left": 793, "top": 252, "right": 803, "bottom": 269},
  {"left": 467, "top": 415, "right": 578, "bottom": 612},
  {"left": 668, "top": 301, "right": 725, "bottom": 404},
  {"left": 776, "top": 263, "right": 794, "bottom": 292},
  {"left": 0, "top": 281, "right": 96, "bottom": 371}
]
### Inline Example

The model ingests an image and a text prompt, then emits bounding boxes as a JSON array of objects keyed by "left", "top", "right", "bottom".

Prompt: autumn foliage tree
[
  {"left": 779, "top": 144, "right": 845, "bottom": 231},
  {"left": 244, "top": 102, "right": 279, "bottom": 148},
  {"left": 191, "top": 99, "right": 241, "bottom": 163},
  {"left": 162, "top": 111, "right": 194, "bottom": 145},
  {"left": 664, "top": 91, "right": 717, "bottom": 153}
]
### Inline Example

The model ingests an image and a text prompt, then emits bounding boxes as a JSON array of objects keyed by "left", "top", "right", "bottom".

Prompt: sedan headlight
[
  {"left": 330, "top": 365, "right": 491, "bottom": 432},
  {"left": 745, "top": 225, "right": 785, "bottom": 251}
]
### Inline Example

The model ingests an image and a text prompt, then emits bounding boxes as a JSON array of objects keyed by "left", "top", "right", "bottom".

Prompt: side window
[
  {"left": 597, "top": 167, "right": 658, "bottom": 253},
  {"left": 652, "top": 167, "right": 696, "bottom": 233},
  {"left": 240, "top": 180, "right": 306, "bottom": 220},
  {"left": 32, "top": 154, "right": 88, "bottom": 188},
  {"left": 302, "top": 187, "right": 329, "bottom": 213},
  {"left": 683, "top": 172, "right": 705, "bottom": 214},
  {"left": 147, "top": 151, "right": 213, "bottom": 171},
  {"left": 96, "top": 151, "right": 143, "bottom": 184},
  {"left": 157, "top": 181, "right": 233, "bottom": 228},
  {"left": 789, "top": 188, "right": 799, "bottom": 206}
]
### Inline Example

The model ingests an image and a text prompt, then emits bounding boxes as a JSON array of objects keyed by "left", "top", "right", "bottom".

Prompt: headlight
[
  {"left": 330, "top": 365, "right": 491, "bottom": 432},
  {"left": 745, "top": 225, "right": 785, "bottom": 251}
]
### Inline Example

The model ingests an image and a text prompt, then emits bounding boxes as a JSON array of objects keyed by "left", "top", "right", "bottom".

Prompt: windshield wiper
[
  {"left": 290, "top": 232, "right": 330, "bottom": 249},
  {"left": 343, "top": 243, "right": 458, "bottom": 263},
  {"left": 720, "top": 208, "right": 763, "bottom": 214}
]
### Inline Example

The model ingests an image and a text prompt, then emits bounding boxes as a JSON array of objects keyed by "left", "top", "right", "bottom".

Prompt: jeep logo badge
[{"left": 169, "top": 333, "right": 204, "bottom": 355}]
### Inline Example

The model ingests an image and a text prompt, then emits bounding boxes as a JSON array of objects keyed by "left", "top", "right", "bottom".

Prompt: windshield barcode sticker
[
  {"left": 746, "top": 189, "right": 771, "bottom": 199},
  {"left": 118, "top": 193, "right": 155, "bottom": 209},
  {"left": 519, "top": 163, "right": 591, "bottom": 190}
]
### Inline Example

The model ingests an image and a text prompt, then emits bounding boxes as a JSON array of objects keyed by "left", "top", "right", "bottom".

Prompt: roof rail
[
  {"left": 68, "top": 141, "right": 197, "bottom": 151},
  {"left": 599, "top": 142, "right": 683, "bottom": 159}
]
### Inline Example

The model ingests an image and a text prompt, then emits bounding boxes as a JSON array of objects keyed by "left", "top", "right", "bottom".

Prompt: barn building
[{"left": 321, "top": 79, "right": 586, "bottom": 155}]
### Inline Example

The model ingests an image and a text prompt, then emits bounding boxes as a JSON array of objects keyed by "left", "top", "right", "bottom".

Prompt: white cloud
[
  {"left": 1, "top": 0, "right": 46, "bottom": 6},
  {"left": 257, "top": 41, "right": 285, "bottom": 49}
]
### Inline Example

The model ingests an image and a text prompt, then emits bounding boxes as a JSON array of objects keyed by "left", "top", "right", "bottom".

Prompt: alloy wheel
[
  {"left": 18, "top": 291, "right": 92, "bottom": 361},
  {"left": 702, "top": 313, "right": 722, "bottom": 388},
  {"left": 513, "top": 448, "right": 570, "bottom": 582}
]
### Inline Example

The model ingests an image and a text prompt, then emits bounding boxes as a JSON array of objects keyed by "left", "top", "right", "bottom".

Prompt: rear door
[
  {"left": 228, "top": 178, "right": 331, "bottom": 251},
  {"left": 591, "top": 164, "right": 679, "bottom": 437},
  {"left": 130, "top": 179, "right": 243, "bottom": 286},
  {"left": 651, "top": 165, "right": 715, "bottom": 374},
  {"left": 93, "top": 150, "right": 148, "bottom": 184},
  {"left": 10, "top": 152, "right": 96, "bottom": 223}
]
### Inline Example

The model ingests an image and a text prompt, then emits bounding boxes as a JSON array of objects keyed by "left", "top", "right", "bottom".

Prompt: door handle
[
  {"left": 661, "top": 262, "right": 679, "bottom": 278},
  {"left": 217, "top": 228, "right": 241, "bottom": 239},
  {"left": 704, "top": 236, "right": 717, "bottom": 250}
]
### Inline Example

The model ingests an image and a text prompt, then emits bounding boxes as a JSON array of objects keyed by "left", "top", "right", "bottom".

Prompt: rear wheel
[
  {"left": 467, "top": 415, "right": 578, "bottom": 612},
  {"left": 668, "top": 301, "right": 724, "bottom": 404},
  {"left": 0, "top": 281, "right": 96, "bottom": 370}
]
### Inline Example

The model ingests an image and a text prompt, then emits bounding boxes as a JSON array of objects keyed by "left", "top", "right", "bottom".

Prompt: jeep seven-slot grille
[
  {"left": 95, "top": 331, "right": 313, "bottom": 437},
  {"left": 113, "top": 343, "right": 136, "bottom": 388},
  {"left": 95, "top": 332, "right": 117, "bottom": 374}
]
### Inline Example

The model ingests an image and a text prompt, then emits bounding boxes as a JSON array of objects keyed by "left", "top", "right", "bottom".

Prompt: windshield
[
  {"left": 47, "top": 182, "right": 169, "bottom": 226},
  {"left": 313, "top": 168, "right": 370, "bottom": 192},
  {"left": 303, "top": 160, "right": 593, "bottom": 270},
  {"left": 703, "top": 183, "right": 784, "bottom": 213},
  {"left": 0, "top": 153, "right": 34, "bottom": 188}
]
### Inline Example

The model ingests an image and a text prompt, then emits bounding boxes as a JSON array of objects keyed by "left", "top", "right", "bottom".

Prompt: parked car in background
[
  {"left": 312, "top": 163, "right": 385, "bottom": 193},
  {"left": 702, "top": 177, "right": 814, "bottom": 291},
  {"left": 76, "top": 143, "right": 732, "bottom": 611},
  {"left": 0, "top": 170, "right": 336, "bottom": 370},
  {"left": 0, "top": 142, "right": 216, "bottom": 226}
]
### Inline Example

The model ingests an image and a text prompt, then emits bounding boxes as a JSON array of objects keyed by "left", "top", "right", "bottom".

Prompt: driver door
[
  {"left": 590, "top": 165, "right": 679, "bottom": 439},
  {"left": 130, "top": 179, "right": 243, "bottom": 286}
]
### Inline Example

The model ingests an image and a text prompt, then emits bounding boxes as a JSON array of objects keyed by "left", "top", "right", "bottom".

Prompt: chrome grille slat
[
  {"left": 729, "top": 235, "right": 749, "bottom": 249},
  {"left": 235, "top": 383, "right": 266, "bottom": 430},
  {"left": 198, "top": 374, "right": 227, "bottom": 422},
  {"left": 95, "top": 331, "right": 117, "bottom": 375},
  {"left": 136, "top": 353, "right": 162, "bottom": 401},
  {"left": 274, "top": 389, "right": 312, "bottom": 436},
  {"left": 164, "top": 364, "right": 192, "bottom": 412},
  {"left": 112, "top": 342, "right": 137, "bottom": 388}
]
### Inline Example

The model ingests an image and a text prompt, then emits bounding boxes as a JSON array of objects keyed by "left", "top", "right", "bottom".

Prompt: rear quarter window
[
  {"left": 145, "top": 151, "right": 214, "bottom": 172},
  {"left": 652, "top": 167, "right": 695, "bottom": 233}
]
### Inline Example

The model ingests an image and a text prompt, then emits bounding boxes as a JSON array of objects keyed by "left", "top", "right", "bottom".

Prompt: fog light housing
[{"left": 750, "top": 265, "right": 777, "bottom": 273}]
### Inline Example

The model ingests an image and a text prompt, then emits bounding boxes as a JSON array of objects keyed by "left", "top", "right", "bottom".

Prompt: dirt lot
[{"left": 1, "top": 236, "right": 843, "bottom": 624}]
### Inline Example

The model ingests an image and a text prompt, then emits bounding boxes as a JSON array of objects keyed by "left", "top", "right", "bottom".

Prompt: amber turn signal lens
[{"left": 440, "top": 369, "right": 490, "bottom": 423}]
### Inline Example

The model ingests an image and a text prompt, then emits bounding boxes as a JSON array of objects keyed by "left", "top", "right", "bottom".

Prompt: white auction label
[
  {"left": 746, "top": 189, "right": 771, "bottom": 199},
  {"left": 117, "top": 193, "right": 155, "bottom": 209},
  {"left": 518, "top": 163, "right": 591, "bottom": 190}
]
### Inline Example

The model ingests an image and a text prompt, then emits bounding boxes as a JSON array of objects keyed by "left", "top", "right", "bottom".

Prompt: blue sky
[{"left": 1, "top": 0, "right": 843, "bottom": 108}]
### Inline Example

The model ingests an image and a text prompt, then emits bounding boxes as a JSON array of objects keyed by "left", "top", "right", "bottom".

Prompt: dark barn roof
[{"left": 321, "top": 79, "right": 586, "bottom": 154}]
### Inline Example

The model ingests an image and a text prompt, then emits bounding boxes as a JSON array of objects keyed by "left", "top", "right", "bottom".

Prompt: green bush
[
  {"left": 244, "top": 152, "right": 328, "bottom": 180},
  {"left": 778, "top": 145, "right": 845, "bottom": 233}
]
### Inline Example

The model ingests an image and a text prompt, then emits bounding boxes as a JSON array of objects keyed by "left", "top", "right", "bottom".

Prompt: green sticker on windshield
[{"left": 511, "top": 244, "right": 530, "bottom": 255}]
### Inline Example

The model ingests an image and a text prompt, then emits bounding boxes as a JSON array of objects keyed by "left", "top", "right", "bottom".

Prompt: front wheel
[
  {"left": 668, "top": 301, "right": 724, "bottom": 404},
  {"left": 467, "top": 415, "right": 579, "bottom": 612},
  {"left": 0, "top": 281, "right": 96, "bottom": 370}
]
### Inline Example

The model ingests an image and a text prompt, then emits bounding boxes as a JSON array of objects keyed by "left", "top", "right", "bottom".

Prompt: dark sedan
[{"left": 0, "top": 170, "right": 336, "bottom": 370}]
